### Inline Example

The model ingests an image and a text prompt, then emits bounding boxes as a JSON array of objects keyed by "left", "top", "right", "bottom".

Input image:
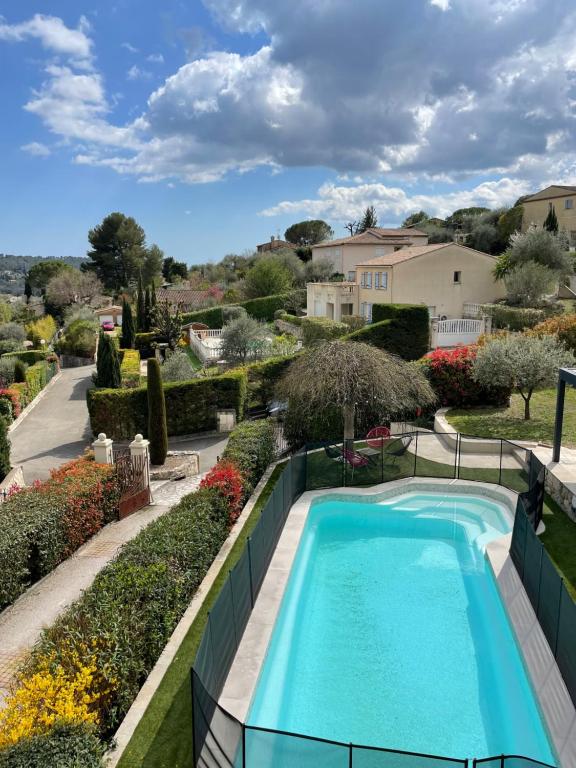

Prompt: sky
[{"left": 1, "top": 0, "right": 576, "bottom": 264}]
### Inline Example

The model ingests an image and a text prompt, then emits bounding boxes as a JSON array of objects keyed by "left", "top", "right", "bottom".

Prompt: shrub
[
  {"left": 0, "top": 458, "right": 120, "bottom": 610},
  {"left": 135, "top": 332, "right": 157, "bottom": 359},
  {"left": 147, "top": 358, "right": 168, "bottom": 465},
  {"left": 181, "top": 294, "right": 294, "bottom": 327},
  {"left": 301, "top": 316, "right": 348, "bottom": 345},
  {"left": 0, "top": 339, "right": 22, "bottom": 356},
  {"left": 222, "top": 419, "right": 275, "bottom": 491},
  {"left": 246, "top": 356, "right": 295, "bottom": 410},
  {"left": 1, "top": 350, "right": 49, "bottom": 365},
  {"left": 161, "top": 350, "right": 195, "bottom": 382},
  {"left": 504, "top": 261, "right": 557, "bottom": 307},
  {"left": 0, "top": 399, "right": 12, "bottom": 424},
  {"left": 56, "top": 319, "right": 98, "bottom": 358},
  {"left": 120, "top": 299, "right": 135, "bottom": 349},
  {"left": 529, "top": 314, "right": 576, "bottom": 353},
  {"left": 13, "top": 359, "right": 27, "bottom": 383},
  {"left": 345, "top": 304, "right": 429, "bottom": 361},
  {"left": 95, "top": 332, "right": 121, "bottom": 388},
  {"left": 119, "top": 348, "right": 141, "bottom": 388},
  {"left": 0, "top": 723, "right": 105, "bottom": 768},
  {"left": 341, "top": 314, "right": 365, "bottom": 332},
  {"left": 0, "top": 358, "right": 16, "bottom": 387},
  {"left": 0, "top": 416, "right": 9, "bottom": 482},
  {"left": 26, "top": 315, "right": 57, "bottom": 348},
  {"left": 421, "top": 346, "right": 511, "bottom": 408},
  {"left": 0, "top": 388, "right": 21, "bottom": 419},
  {"left": 222, "top": 305, "right": 247, "bottom": 323},
  {"left": 0, "top": 323, "right": 26, "bottom": 343},
  {"left": 481, "top": 303, "right": 562, "bottom": 331},
  {"left": 221, "top": 315, "right": 268, "bottom": 362},
  {"left": 87, "top": 370, "right": 248, "bottom": 439},
  {"left": 200, "top": 460, "right": 245, "bottom": 524}
]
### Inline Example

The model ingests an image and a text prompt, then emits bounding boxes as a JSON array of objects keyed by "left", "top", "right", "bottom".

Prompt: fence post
[
  {"left": 247, "top": 538, "right": 255, "bottom": 608},
  {"left": 498, "top": 440, "right": 503, "bottom": 486},
  {"left": 349, "top": 743, "right": 353, "bottom": 768},
  {"left": 500, "top": 754, "right": 505, "bottom": 768},
  {"left": 92, "top": 432, "right": 114, "bottom": 465},
  {"left": 228, "top": 571, "right": 238, "bottom": 649},
  {"left": 554, "top": 579, "right": 564, "bottom": 657},
  {"left": 191, "top": 669, "right": 197, "bottom": 766},
  {"left": 455, "top": 433, "right": 460, "bottom": 479},
  {"left": 242, "top": 723, "right": 247, "bottom": 767},
  {"left": 413, "top": 431, "right": 418, "bottom": 477}
]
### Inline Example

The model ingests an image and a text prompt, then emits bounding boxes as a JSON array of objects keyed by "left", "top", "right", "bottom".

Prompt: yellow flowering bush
[{"left": 0, "top": 641, "right": 112, "bottom": 749}]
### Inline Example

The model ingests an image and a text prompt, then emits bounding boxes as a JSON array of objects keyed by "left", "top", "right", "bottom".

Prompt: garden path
[
  {"left": 10, "top": 364, "right": 95, "bottom": 483},
  {"left": 0, "top": 437, "right": 227, "bottom": 703}
]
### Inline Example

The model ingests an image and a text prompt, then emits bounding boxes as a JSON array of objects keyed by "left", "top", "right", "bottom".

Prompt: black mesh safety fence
[
  {"left": 511, "top": 499, "right": 576, "bottom": 708},
  {"left": 191, "top": 438, "right": 563, "bottom": 768},
  {"left": 474, "top": 757, "right": 556, "bottom": 768}
]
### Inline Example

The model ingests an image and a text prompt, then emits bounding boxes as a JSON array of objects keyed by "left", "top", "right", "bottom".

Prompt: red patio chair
[{"left": 366, "top": 426, "right": 391, "bottom": 449}]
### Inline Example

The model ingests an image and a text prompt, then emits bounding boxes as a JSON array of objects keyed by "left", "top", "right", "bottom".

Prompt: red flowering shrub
[
  {"left": 200, "top": 460, "right": 245, "bottom": 525},
  {"left": 0, "top": 388, "right": 21, "bottom": 419},
  {"left": 422, "top": 345, "right": 511, "bottom": 408}
]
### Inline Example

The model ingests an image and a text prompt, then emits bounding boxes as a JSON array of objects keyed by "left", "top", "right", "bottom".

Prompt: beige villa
[
  {"left": 311, "top": 227, "right": 429, "bottom": 280},
  {"left": 307, "top": 242, "right": 505, "bottom": 322},
  {"left": 522, "top": 185, "right": 576, "bottom": 249}
]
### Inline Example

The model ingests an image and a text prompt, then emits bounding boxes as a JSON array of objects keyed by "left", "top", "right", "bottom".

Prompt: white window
[
  {"left": 360, "top": 302, "right": 366, "bottom": 317},
  {"left": 565, "top": 199, "right": 574, "bottom": 210},
  {"left": 375, "top": 271, "right": 388, "bottom": 290},
  {"left": 360, "top": 272, "right": 366, "bottom": 288},
  {"left": 367, "top": 303, "right": 373, "bottom": 322},
  {"left": 366, "top": 272, "right": 372, "bottom": 288},
  {"left": 375, "top": 246, "right": 385, "bottom": 257},
  {"left": 347, "top": 271, "right": 356, "bottom": 282},
  {"left": 375, "top": 272, "right": 380, "bottom": 289}
]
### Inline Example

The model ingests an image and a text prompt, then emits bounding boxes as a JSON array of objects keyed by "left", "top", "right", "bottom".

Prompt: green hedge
[
  {"left": 301, "top": 317, "right": 348, "bottom": 345},
  {"left": 181, "top": 293, "right": 296, "bottom": 327},
  {"left": 246, "top": 356, "right": 295, "bottom": 410},
  {"left": 0, "top": 724, "right": 105, "bottom": 768},
  {"left": 1, "top": 350, "right": 48, "bottom": 365},
  {"left": 119, "top": 349, "right": 141, "bottom": 388},
  {"left": 222, "top": 419, "right": 276, "bottom": 490},
  {"left": 135, "top": 332, "right": 157, "bottom": 359},
  {"left": 87, "top": 369, "right": 247, "bottom": 439},
  {"left": 347, "top": 304, "right": 429, "bottom": 360},
  {"left": 481, "top": 303, "right": 562, "bottom": 331},
  {"left": 0, "top": 459, "right": 120, "bottom": 610}
]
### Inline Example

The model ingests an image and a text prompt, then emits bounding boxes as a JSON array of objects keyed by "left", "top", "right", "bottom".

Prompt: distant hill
[{"left": 0, "top": 254, "right": 87, "bottom": 295}]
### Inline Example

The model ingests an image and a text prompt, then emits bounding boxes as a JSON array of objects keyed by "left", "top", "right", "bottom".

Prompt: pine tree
[
  {"left": 0, "top": 415, "right": 11, "bottom": 482},
  {"left": 121, "top": 299, "right": 135, "bottom": 349},
  {"left": 136, "top": 273, "right": 146, "bottom": 331},
  {"left": 147, "top": 358, "right": 168, "bottom": 465},
  {"left": 96, "top": 332, "right": 121, "bottom": 388},
  {"left": 357, "top": 205, "right": 378, "bottom": 233},
  {"left": 144, "top": 287, "right": 151, "bottom": 332},
  {"left": 543, "top": 204, "right": 559, "bottom": 233}
]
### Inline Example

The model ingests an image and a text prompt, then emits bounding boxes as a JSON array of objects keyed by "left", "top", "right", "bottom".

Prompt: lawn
[
  {"left": 446, "top": 388, "right": 576, "bottom": 447},
  {"left": 117, "top": 462, "right": 286, "bottom": 768},
  {"left": 183, "top": 346, "right": 202, "bottom": 370}
]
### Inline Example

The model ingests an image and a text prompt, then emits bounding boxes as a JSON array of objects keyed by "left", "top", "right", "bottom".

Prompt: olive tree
[
  {"left": 276, "top": 340, "right": 435, "bottom": 443},
  {"left": 221, "top": 315, "right": 267, "bottom": 363},
  {"left": 504, "top": 261, "right": 557, "bottom": 307},
  {"left": 473, "top": 334, "right": 574, "bottom": 420}
]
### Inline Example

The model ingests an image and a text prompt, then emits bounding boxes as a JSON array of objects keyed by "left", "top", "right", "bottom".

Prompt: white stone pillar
[
  {"left": 129, "top": 434, "right": 150, "bottom": 464},
  {"left": 93, "top": 433, "right": 114, "bottom": 465}
]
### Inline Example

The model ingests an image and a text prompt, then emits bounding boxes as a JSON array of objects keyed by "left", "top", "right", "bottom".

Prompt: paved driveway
[{"left": 10, "top": 365, "right": 95, "bottom": 483}]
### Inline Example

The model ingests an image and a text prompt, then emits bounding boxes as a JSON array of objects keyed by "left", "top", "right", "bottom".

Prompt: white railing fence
[
  {"left": 430, "top": 317, "right": 490, "bottom": 348},
  {"left": 463, "top": 302, "right": 483, "bottom": 318},
  {"left": 189, "top": 329, "right": 223, "bottom": 363}
]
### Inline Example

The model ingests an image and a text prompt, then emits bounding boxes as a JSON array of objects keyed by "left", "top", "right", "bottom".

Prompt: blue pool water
[{"left": 247, "top": 493, "right": 555, "bottom": 763}]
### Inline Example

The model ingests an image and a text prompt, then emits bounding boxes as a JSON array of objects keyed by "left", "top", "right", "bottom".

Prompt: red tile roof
[{"left": 313, "top": 227, "right": 427, "bottom": 248}]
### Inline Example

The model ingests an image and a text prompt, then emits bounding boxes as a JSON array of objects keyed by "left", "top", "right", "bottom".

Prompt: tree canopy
[
  {"left": 221, "top": 315, "right": 267, "bottom": 363},
  {"left": 243, "top": 256, "right": 293, "bottom": 298},
  {"left": 357, "top": 205, "right": 378, "bottom": 233},
  {"left": 402, "top": 211, "right": 429, "bottom": 228},
  {"left": 27, "top": 259, "right": 72, "bottom": 294},
  {"left": 285, "top": 220, "right": 333, "bottom": 245},
  {"left": 84, "top": 212, "right": 162, "bottom": 293},
  {"left": 162, "top": 256, "right": 189, "bottom": 283}
]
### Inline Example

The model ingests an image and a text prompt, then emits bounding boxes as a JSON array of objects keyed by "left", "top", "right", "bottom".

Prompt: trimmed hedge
[
  {"left": 181, "top": 293, "right": 297, "bottom": 327},
  {"left": 246, "top": 356, "right": 295, "bottom": 410},
  {"left": 481, "top": 303, "right": 562, "bottom": 331},
  {"left": 301, "top": 316, "right": 348, "bottom": 345},
  {"left": 0, "top": 724, "right": 105, "bottom": 768},
  {"left": 0, "top": 359, "right": 58, "bottom": 417},
  {"left": 87, "top": 369, "right": 248, "bottom": 439},
  {"left": 135, "top": 332, "right": 157, "bottom": 359},
  {"left": 222, "top": 419, "right": 276, "bottom": 490},
  {"left": 119, "top": 349, "right": 141, "bottom": 389},
  {"left": 0, "top": 458, "right": 120, "bottom": 611},
  {"left": 346, "top": 304, "right": 430, "bottom": 360},
  {"left": 1, "top": 350, "right": 48, "bottom": 365}
]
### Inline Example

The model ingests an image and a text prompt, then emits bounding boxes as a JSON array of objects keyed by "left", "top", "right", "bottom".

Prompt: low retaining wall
[
  {"left": 0, "top": 465, "right": 25, "bottom": 494},
  {"left": 434, "top": 408, "right": 527, "bottom": 460},
  {"left": 59, "top": 354, "right": 94, "bottom": 368},
  {"left": 545, "top": 471, "right": 576, "bottom": 523},
  {"left": 274, "top": 318, "right": 303, "bottom": 339}
]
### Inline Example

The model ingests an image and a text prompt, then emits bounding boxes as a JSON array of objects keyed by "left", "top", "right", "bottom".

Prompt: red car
[{"left": 101, "top": 321, "right": 115, "bottom": 331}]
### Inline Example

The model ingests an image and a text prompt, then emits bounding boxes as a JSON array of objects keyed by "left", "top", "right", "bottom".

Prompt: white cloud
[
  {"left": 127, "top": 65, "right": 152, "bottom": 81},
  {"left": 260, "top": 178, "right": 531, "bottom": 222},
  {"left": 121, "top": 41, "right": 138, "bottom": 53},
  {"left": 430, "top": 0, "right": 451, "bottom": 10},
  {"left": 0, "top": 14, "right": 92, "bottom": 63},
  {"left": 20, "top": 141, "right": 51, "bottom": 156},
  {"left": 147, "top": 53, "right": 164, "bottom": 63}
]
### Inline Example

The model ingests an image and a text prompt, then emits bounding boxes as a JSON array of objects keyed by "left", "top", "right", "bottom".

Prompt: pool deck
[
  {"left": 220, "top": 477, "right": 576, "bottom": 768},
  {"left": 220, "top": 478, "right": 517, "bottom": 720}
]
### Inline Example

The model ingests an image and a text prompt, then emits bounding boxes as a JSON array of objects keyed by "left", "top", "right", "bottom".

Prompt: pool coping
[{"left": 219, "top": 477, "right": 576, "bottom": 768}]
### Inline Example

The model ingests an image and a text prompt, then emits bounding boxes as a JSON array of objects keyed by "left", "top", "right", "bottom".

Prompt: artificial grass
[
  {"left": 541, "top": 494, "right": 576, "bottom": 600},
  {"left": 446, "top": 388, "right": 576, "bottom": 447},
  {"left": 116, "top": 462, "right": 286, "bottom": 768}
]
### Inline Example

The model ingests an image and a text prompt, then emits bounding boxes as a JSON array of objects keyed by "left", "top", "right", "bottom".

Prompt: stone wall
[
  {"left": 274, "top": 318, "right": 303, "bottom": 339},
  {"left": 59, "top": 354, "right": 94, "bottom": 368},
  {"left": 545, "top": 470, "right": 576, "bottom": 522}
]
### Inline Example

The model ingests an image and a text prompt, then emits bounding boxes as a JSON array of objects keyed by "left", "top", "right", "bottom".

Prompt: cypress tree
[
  {"left": 13, "top": 360, "right": 27, "bottom": 383},
  {"left": 144, "top": 288, "right": 151, "bottom": 332},
  {"left": 97, "top": 333, "right": 121, "bottom": 388},
  {"left": 147, "top": 358, "right": 168, "bottom": 465},
  {"left": 0, "top": 415, "right": 11, "bottom": 483},
  {"left": 137, "top": 273, "right": 146, "bottom": 331},
  {"left": 543, "top": 204, "right": 559, "bottom": 233},
  {"left": 24, "top": 279, "right": 32, "bottom": 304},
  {"left": 121, "top": 299, "right": 135, "bottom": 349}
]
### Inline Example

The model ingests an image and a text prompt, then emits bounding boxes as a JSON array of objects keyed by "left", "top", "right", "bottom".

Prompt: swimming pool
[{"left": 247, "top": 492, "right": 555, "bottom": 763}]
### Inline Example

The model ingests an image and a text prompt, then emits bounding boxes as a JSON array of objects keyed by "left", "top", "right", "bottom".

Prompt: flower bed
[
  {"left": 0, "top": 419, "right": 276, "bottom": 764},
  {"left": 0, "top": 457, "right": 120, "bottom": 610}
]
